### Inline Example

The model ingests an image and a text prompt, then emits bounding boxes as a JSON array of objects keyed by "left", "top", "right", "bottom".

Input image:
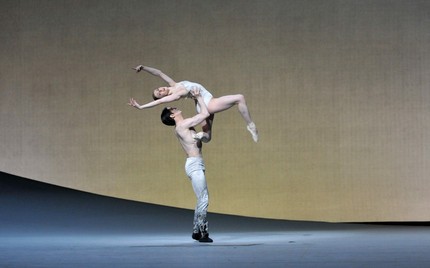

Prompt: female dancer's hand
[
  {"left": 128, "top": 98, "right": 142, "bottom": 109},
  {"left": 133, "top": 65, "right": 144, "bottom": 72}
]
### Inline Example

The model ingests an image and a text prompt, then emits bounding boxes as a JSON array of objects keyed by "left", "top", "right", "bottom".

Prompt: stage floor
[{"left": 1, "top": 172, "right": 429, "bottom": 267}]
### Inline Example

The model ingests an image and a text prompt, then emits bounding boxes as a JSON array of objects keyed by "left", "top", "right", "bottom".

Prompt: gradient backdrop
[{"left": 1, "top": 0, "right": 429, "bottom": 222}]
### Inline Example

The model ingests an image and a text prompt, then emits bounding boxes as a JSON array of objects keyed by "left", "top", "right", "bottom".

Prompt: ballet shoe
[
  {"left": 192, "top": 231, "right": 202, "bottom": 240},
  {"left": 198, "top": 233, "right": 213, "bottom": 243},
  {"left": 247, "top": 122, "right": 259, "bottom": 142},
  {"left": 192, "top": 132, "right": 205, "bottom": 141}
]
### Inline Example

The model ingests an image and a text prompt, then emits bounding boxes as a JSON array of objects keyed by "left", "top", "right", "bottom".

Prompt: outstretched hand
[
  {"left": 133, "top": 65, "right": 144, "bottom": 72},
  {"left": 128, "top": 98, "right": 141, "bottom": 109}
]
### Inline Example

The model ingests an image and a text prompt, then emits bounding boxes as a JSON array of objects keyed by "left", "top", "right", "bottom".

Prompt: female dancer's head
[{"left": 153, "top": 87, "right": 169, "bottom": 100}]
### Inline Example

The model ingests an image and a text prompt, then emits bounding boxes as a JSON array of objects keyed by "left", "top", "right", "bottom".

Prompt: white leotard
[{"left": 179, "top": 81, "right": 213, "bottom": 112}]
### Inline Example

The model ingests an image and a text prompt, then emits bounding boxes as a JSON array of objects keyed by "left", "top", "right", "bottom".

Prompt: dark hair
[
  {"left": 152, "top": 92, "right": 159, "bottom": 101},
  {"left": 161, "top": 107, "right": 175, "bottom": 126}
]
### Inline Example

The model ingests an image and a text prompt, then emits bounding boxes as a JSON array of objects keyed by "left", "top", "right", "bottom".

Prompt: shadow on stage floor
[{"left": 1, "top": 171, "right": 429, "bottom": 268}]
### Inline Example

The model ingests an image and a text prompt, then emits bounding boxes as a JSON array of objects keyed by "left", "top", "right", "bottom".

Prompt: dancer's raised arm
[
  {"left": 133, "top": 65, "right": 176, "bottom": 86},
  {"left": 180, "top": 89, "right": 210, "bottom": 129}
]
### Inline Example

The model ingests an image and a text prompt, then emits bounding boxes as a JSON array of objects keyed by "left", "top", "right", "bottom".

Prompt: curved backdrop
[{"left": 1, "top": 0, "right": 429, "bottom": 222}]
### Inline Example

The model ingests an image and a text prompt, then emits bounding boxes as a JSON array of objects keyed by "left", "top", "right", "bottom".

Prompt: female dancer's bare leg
[{"left": 208, "top": 94, "right": 258, "bottom": 142}]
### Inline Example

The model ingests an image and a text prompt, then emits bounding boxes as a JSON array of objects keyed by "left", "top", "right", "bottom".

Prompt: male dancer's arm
[{"left": 181, "top": 89, "right": 210, "bottom": 128}]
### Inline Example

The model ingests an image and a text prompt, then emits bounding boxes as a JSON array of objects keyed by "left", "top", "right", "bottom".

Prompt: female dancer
[{"left": 128, "top": 65, "right": 258, "bottom": 142}]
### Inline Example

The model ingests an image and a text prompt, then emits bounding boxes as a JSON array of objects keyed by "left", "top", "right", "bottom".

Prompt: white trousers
[{"left": 185, "top": 157, "right": 209, "bottom": 234}]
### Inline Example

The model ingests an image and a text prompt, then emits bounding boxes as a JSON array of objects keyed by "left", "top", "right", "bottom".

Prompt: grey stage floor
[{"left": 1, "top": 172, "right": 429, "bottom": 268}]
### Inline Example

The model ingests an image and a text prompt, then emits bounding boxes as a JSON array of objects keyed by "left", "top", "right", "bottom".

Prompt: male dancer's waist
[{"left": 185, "top": 156, "right": 205, "bottom": 174}]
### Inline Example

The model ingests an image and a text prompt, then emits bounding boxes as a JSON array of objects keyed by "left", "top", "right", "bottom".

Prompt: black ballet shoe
[
  {"left": 192, "top": 231, "right": 202, "bottom": 240},
  {"left": 198, "top": 233, "right": 213, "bottom": 243}
]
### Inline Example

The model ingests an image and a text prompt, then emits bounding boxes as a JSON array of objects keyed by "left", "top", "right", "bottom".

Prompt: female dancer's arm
[
  {"left": 128, "top": 93, "right": 182, "bottom": 110},
  {"left": 133, "top": 65, "right": 176, "bottom": 86}
]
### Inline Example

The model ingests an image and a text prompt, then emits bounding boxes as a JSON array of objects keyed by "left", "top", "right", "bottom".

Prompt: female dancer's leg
[{"left": 207, "top": 94, "right": 258, "bottom": 142}]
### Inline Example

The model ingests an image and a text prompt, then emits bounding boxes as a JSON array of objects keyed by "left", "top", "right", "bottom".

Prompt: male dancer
[{"left": 160, "top": 88, "right": 213, "bottom": 243}]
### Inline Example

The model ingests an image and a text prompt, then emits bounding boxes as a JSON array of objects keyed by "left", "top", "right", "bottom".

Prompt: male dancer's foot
[
  {"left": 247, "top": 122, "right": 259, "bottom": 142},
  {"left": 198, "top": 233, "right": 213, "bottom": 243},
  {"left": 192, "top": 231, "right": 202, "bottom": 240},
  {"left": 192, "top": 231, "right": 213, "bottom": 242}
]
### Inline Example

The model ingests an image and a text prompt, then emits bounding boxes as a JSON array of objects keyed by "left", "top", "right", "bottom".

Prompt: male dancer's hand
[{"left": 190, "top": 87, "right": 201, "bottom": 99}]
